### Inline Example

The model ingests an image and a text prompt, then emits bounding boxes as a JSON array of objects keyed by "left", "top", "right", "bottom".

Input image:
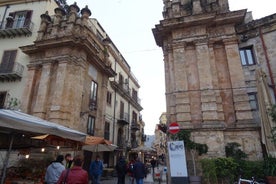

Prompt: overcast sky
[{"left": 67, "top": 0, "right": 275, "bottom": 135}]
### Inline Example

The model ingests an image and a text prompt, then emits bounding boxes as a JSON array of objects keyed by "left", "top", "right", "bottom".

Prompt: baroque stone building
[
  {"left": 0, "top": 0, "right": 144, "bottom": 168},
  {"left": 153, "top": 0, "right": 276, "bottom": 168}
]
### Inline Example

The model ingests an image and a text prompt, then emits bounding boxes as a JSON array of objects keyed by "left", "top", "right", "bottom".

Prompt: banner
[{"left": 168, "top": 141, "right": 188, "bottom": 177}]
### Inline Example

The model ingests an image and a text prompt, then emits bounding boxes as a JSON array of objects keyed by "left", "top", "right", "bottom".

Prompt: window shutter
[
  {"left": 0, "top": 50, "right": 17, "bottom": 72},
  {"left": 24, "top": 10, "right": 33, "bottom": 27}
]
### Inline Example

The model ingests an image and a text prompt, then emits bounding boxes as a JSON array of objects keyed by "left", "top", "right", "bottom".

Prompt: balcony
[
  {"left": 0, "top": 62, "right": 24, "bottom": 81},
  {"left": 117, "top": 112, "right": 129, "bottom": 126},
  {"left": 110, "top": 80, "right": 143, "bottom": 111},
  {"left": 131, "top": 121, "right": 140, "bottom": 131},
  {"left": 0, "top": 18, "right": 34, "bottom": 38}
]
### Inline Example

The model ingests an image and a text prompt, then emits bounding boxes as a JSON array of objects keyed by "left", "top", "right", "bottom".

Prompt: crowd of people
[
  {"left": 44, "top": 153, "right": 104, "bottom": 184},
  {"left": 44, "top": 153, "right": 154, "bottom": 184}
]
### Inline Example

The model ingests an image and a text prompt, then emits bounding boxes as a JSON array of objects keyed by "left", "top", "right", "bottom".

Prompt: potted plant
[
  {"left": 264, "top": 155, "right": 276, "bottom": 184},
  {"left": 172, "top": 130, "right": 208, "bottom": 184}
]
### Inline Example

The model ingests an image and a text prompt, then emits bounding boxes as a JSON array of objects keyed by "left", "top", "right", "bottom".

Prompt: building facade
[
  {"left": 153, "top": 0, "right": 276, "bottom": 171},
  {"left": 0, "top": 0, "right": 58, "bottom": 109},
  {"left": 153, "top": 112, "right": 167, "bottom": 160},
  {"left": 0, "top": 0, "right": 145, "bottom": 168}
]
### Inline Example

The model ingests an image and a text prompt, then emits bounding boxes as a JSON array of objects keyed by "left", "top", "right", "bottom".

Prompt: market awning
[{"left": 0, "top": 109, "right": 87, "bottom": 142}]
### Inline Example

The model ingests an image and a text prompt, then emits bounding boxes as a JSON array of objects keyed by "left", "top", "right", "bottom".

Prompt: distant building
[
  {"left": 153, "top": 0, "right": 276, "bottom": 171},
  {"left": 153, "top": 112, "right": 167, "bottom": 158}
]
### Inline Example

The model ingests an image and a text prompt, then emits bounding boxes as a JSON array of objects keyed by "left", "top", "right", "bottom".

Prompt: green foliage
[
  {"left": 171, "top": 129, "right": 208, "bottom": 155},
  {"left": 239, "top": 160, "right": 264, "bottom": 179},
  {"left": 225, "top": 142, "right": 247, "bottom": 161},
  {"left": 269, "top": 104, "right": 276, "bottom": 122},
  {"left": 215, "top": 157, "right": 238, "bottom": 183},
  {"left": 264, "top": 155, "right": 276, "bottom": 176},
  {"left": 201, "top": 158, "right": 265, "bottom": 184},
  {"left": 200, "top": 158, "right": 218, "bottom": 184}
]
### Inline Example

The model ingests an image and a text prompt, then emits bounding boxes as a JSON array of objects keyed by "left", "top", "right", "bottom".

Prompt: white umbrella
[{"left": 82, "top": 136, "right": 117, "bottom": 152}]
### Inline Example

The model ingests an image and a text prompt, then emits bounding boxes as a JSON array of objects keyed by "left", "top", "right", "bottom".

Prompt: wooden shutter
[
  {"left": 0, "top": 50, "right": 17, "bottom": 72},
  {"left": 24, "top": 10, "right": 33, "bottom": 27}
]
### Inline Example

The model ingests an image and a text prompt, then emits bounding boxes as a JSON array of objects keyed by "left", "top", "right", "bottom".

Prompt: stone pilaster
[{"left": 33, "top": 63, "right": 52, "bottom": 119}]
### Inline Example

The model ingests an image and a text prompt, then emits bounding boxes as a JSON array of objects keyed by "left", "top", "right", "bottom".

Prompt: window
[
  {"left": 132, "top": 89, "right": 138, "bottom": 102},
  {"left": 87, "top": 115, "right": 95, "bottom": 135},
  {"left": 119, "top": 74, "right": 124, "bottom": 86},
  {"left": 120, "top": 101, "right": 124, "bottom": 119},
  {"left": 0, "top": 50, "right": 17, "bottom": 72},
  {"left": 248, "top": 93, "right": 258, "bottom": 111},
  {"left": 239, "top": 47, "right": 256, "bottom": 66},
  {"left": 6, "top": 10, "right": 32, "bottom": 29},
  {"left": 0, "top": 91, "right": 7, "bottom": 108},
  {"left": 132, "top": 111, "right": 137, "bottom": 124},
  {"left": 106, "top": 91, "right": 112, "bottom": 106},
  {"left": 89, "top": 81, "right": 98, "bottom": 110},
  {"left": 104, "top": 122, "right": 110, "bottom": 140}
]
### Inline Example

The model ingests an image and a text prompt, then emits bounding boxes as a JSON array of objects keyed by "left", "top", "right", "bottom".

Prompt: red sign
[{"left": 168, "top": 122, "right": 180, "bottom": 134}]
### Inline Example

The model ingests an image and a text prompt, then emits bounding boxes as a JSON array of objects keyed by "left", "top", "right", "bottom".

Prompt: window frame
[
  {"left": 87, "top": 115, "right": 95, "bottom": 135},
  {"left": 248, "top": 92, "right": 258, "bottom": 111},
  {"left": 239, "top": 46, "right": 256, "bottom": 66},
  {"left": 89, "top": 80, "right": 98, "bottom": 110},
  {"left": 106, "top": 91, "right": 112, "bottom": 106}
]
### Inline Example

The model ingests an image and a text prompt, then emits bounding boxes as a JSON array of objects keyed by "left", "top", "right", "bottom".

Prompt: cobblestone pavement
[{"left": 100, "top": 165, "right": 167, "bottom": 184}]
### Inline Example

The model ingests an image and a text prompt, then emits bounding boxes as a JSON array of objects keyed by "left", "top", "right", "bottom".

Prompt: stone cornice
[{"left": 153, "top": 9, "right": 246, "bottom": 47}]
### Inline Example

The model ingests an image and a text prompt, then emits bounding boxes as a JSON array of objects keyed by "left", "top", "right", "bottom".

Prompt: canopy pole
[{"left": 1, "top": 134, "right": 14, "bottom": 184}]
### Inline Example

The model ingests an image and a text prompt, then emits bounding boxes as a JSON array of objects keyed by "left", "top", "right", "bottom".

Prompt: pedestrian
[
  {"left": 133, "top": 157, "right": 146, "bottom": 184},
  {"left": 89, "top": 155, "right": 103, "bottom": 184},
  {"left": 45, "top": 155, "right": 65, "bottom": 184},
  {"left": 116, "top": 156, "right": 127, "bottom": 184},
  {"left": 57, "top": 155, "right": 88, "bottom": 184},
  {"left": 127, "top": 159, "right": 135, "bottom": 184},
  {"left": 65, "top": 153, "right": 73, "bottom": 169},
  {"left": 150, "top": 158, "right": 156, "bottom": 173}
]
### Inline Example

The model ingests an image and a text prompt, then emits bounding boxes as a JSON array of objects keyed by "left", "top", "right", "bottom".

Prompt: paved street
[{"left": 100, "top": 164, "right": 167, "bottom": 184}]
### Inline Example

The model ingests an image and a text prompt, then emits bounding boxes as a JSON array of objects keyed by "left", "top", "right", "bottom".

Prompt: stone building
[
  {"left": 0, "top": 0, "right": 144, "bottom": 168},
  {"left": 153, "top": 112, "right": 167, "bottom": 159},
  {"left": 152, "top": 0, "right": 276, "bottom": 171}
]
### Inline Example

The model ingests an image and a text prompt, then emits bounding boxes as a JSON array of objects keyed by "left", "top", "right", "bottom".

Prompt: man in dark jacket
[
  {"left": 133, "top": 157, "right": 146, "bottom": 184},
  {"left": 116, "top": 156, "right": 127, "bottom": 184}
]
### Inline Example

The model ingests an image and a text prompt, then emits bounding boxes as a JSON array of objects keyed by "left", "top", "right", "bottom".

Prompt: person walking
[
  {"left": 127, "top": 159, "right": 136, "bottom": 184},
  {"left": 89, "top": 155, "right": 103, "bottom": 184},
  {"left": 65, "top": 153, "right": 73, "bottom": 169},
  {"left": 116, "top": 156, "right": 127, "bottom": 184},
  {"left": 133, "top": 157, "right": 146, "bottom": 184},
  {"left": 150, "top": 158, "right": 156, "bottom": 174},
  {"left": 45, "top": 155, "right": 65, "bottom": 184},
  {"left": 57, "top": 155, "right": 88, "bottom": 184}
]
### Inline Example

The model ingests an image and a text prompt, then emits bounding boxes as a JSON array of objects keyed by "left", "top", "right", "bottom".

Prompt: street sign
[{"left": 168, "top": 122, "right": 180, "bottom": 134}]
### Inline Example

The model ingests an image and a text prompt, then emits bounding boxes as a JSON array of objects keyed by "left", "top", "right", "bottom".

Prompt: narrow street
[{"left": 100, "top": 164, "right": 167, "bottom": 184}]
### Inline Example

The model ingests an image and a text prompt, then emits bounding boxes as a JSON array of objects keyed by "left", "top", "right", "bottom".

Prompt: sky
[{"left": 67, "top": 0, "right": 275, "bottom": 135}]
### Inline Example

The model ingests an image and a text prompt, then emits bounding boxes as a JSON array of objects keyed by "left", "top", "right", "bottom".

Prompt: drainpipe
[
  {"left": 0, "top": 5, "right": 10, "bottom": 29},
  {"left": 259, "top": 27, "right": 276, "bottom": 99},
  {"left": 112, "top": 60, "right": 117, "bottom": 144}
]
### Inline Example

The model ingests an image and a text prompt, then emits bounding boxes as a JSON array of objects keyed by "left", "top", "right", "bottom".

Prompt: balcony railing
[
  {"left": 0, "top": 62, "right": 24, "bottom": 81},
  {"left": 131, "top": 121, "right": 140, "bottom": 131},
  {"left": 0, "top": 18, "right": 34, "bottom": 38},
  {"left": 117, "top": 112, "right": 129, "bottom": 125},
  {"left": 110, "top": 80, "right": 143, "bottom": 111}
]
